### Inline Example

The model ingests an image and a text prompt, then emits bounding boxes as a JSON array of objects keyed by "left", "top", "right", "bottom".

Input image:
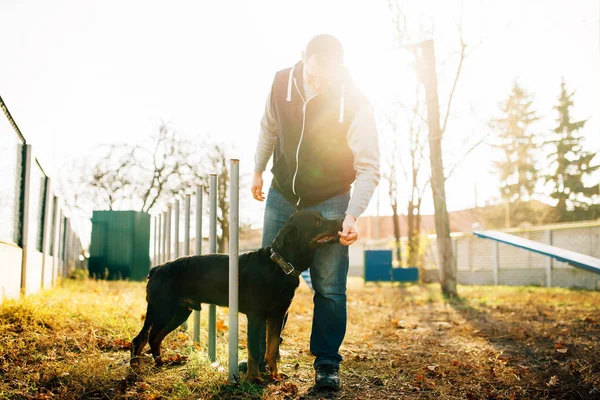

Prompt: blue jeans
[{"left": 260, "top": 187, "right": 350, "bottom": 368}]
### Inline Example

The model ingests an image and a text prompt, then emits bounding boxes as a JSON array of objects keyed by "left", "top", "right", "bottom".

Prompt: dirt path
[{"left": 0, "top": 279, "right": 598, "bottom": 399}]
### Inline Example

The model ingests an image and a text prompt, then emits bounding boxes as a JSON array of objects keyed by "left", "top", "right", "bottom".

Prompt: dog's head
[{"left": 271, "top": 211, "right": 344, "bottom": 270}]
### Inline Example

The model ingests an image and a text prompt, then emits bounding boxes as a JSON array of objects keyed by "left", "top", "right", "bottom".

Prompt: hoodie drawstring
[{"left": 286, "top": 67, "right": 295, "bottom": 102}]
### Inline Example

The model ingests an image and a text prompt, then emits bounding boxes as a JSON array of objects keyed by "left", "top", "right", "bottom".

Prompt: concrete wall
[
  {"left": 23, "top": 250, "right": 44, "bottom": 296},
  {"left": 351, "top": 221, "right": 600, "bottom": 290},
  {"left": 0, "top": 242, "right": 23, "bottom": 300}
]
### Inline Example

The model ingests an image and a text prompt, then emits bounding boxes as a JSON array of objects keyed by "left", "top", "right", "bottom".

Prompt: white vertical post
[
  {"left": 193, "top": 187, "right": 203, "bottom": 345},
  {"left": 174, "top": 199, "right": 180, "bottom": 259},
  {"left": 166, "top": 204, "right": 172, "bottom": 261},
  {"left": 492, "top": 240, "right": 499, "bottom": 285},
  {"left": 545, "top": 230, "right": 553, "bottom": 288},
  {"left": 152, "top": 214, "right": 160, "bottom": 267},
  {"left": 41, "top": 177, "right": 52, "bottom": 288},
  {"left": 228, "top": 160, "right": 239, "bottom": 382},
  {"left": 208, "top": 175, "right": 217, "bottom": 362},
  {"left": 158, "top": 214, "right": 163, "bottom": 264},
  {"left": 162, "top": 211, "right": 167, "bottom": 264},
  {"left": 20, "top": 145, "right": 33, "bottom": 296},
  {"left": 184, "top": 195, "right": 191, "bottom": 256},
  {"left": 51, "top": 197, "right": 60, "bottom": 286},
  {"left": 57, "top": 210, "right": 64, "bottom": 278}
]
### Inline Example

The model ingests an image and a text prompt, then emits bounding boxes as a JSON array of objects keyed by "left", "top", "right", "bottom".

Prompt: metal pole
[
  {"left": 174, "top": 199, "right": 180, "bottom": 259},
  {"left": 196, "top": 186, "right": 204, "bottom": 257},
  {"left": 228, "top": 160, "right": 239, "bottom": 382},
  {"left": 20, "top": 145, "right": 33, "bottom": 295},
  {"left": 166, "top": 204, "right": 172, "bottom": 261},
  {"left": 185, "top": 195, "right": 191, "bottom": 256},
  {"left": 208, "top": 174, "right": 217, "bottom": 362},
  {"left": 153, "top": 216, "right": 158, "bottom": 267},
  {"left": 158, "top": 213, "right": 163, "bottom": 264},
  {"left": 193, "top": 187, "right": 203, "bottom": 345},
  {"left": 492, "top": 241, "right": 499, "bottom": 285},
  {"left": 545, "top": 230, "right": 553, "bottom": 288},
  {"left": 162, "top": 211, "right": 167, "bottom": 264}
]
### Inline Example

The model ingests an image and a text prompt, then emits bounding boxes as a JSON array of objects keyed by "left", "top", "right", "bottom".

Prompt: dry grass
[{"left": 1, "top": 277, "right": 599, "bottom": 399}]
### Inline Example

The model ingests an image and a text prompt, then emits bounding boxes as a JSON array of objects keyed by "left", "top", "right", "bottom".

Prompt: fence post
[
  {"left": 20, "top": 145, "right": 33, "bottom": 296},
  {"left": 40, "top": 177, "right": 52, "bottom": 288},
  {"left": 162, "top": 211, "right": 167, "bottom": 264},
  {"left": 51, "top": 196, "right": 60, "bottom": 286},
  {"left": 184, "top": 195, "right": 191, "bottom": 256},
  {"left": 153, "top": 216, "right": 157, "bottom": 267},
  {"left": 228, "top": 160, "right": 239, "bottom": 382},
  {"left": 208, "top": 174, "right": 217, "bottom": 362},
  {"left": 545, "top": 230, "right": 553, "bottom": 287},
  {"left": 166, "top": 204, "right": 172, "bottom": 261},
  {"left": 174, "top": 199, "right": 180, "bottom": 259},
  {"left": 193, "top": 187, "right": 203, "bottom": 345},
  {"left": 492, "top": 241, "right": 499, "bottom": 285}
]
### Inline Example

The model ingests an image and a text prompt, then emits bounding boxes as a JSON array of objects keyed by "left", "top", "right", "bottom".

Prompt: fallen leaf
[
  {"left": 427, "top": 365, "right": 437, "bottom": 372},
  {"left": 556, "top": 348, "right": 568, "bottom": 354},
  {"left": 546, "top": 375, "right": 559, "bottom": 387},
  {"left": 114, "top": 339, "right": 131, "bottom": 350},
  {"left": 216, "top": 319, "right": 229, "bottom": 332}
]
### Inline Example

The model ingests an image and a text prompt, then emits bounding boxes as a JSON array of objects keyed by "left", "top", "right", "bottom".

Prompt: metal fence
[
  {"left": 0, "top": 96, "right": 84, "bottom": 301},
  {"left": 150, "top": 162, "right": 240, "bottom": 382},
  {"left": 351, "top": 220, "right": 600, "bottom": 290}
]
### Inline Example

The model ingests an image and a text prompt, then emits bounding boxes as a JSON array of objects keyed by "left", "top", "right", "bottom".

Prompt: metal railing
[{"left": 151, "top": 159, "right": 240, "bottom": 383}]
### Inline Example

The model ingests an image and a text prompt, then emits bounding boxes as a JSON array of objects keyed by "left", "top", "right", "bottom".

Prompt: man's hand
[
  {"left": 339, "top": 214, "right": 359, "bottom": 246},
  {"left": 251, "top": 172, "right": 265, "bottom": 201}
]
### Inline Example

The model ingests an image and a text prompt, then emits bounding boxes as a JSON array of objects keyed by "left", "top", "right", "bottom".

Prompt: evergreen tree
[
  {"left": 492, "top": 81, "right": 540, "bottom": 204},
  {"left": 545, "top": 79, "right": 599, "bottom": 221}
]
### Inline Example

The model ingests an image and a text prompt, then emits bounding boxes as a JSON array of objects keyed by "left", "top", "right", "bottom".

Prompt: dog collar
[{"left": 270, "top": 249, "right": 302, "bottom": 277}]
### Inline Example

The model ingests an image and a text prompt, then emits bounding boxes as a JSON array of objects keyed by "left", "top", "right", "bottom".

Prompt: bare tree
[
  {"left": 59, "top": 125, "right": 237, "bottom": 253},
  {"left": 387, "top": 1, "right": 483, "bottom": 295}
]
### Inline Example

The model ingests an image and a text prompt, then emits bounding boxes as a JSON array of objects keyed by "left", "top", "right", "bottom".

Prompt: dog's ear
[{"left": 272, "top": 224, "right": 299, "bottom": 251}]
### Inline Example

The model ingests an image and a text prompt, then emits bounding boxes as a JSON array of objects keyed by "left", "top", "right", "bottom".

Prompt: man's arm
[
  {"left": 346, "top": 106, "right": 381, "bottom": 219},
  {"left": 339, "top": 105, "right": 380, "bottom": 246},
  {"left": 252, "top": 87, "right": 278, "bottom": 201}
]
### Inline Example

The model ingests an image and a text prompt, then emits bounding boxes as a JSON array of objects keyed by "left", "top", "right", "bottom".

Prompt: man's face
[{"left": 302, "top": 53, "right": 342, "bottom": 95}]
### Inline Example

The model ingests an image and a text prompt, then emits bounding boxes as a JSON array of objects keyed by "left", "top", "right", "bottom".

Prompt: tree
[
  {"left": 58, "top": 124, "right": 237, "bottom": 253},
  {"left": 383, "top": 93, "right": 427, "bottom": 269},
  {"left": 545, "top": 79, "right": 600, "bottom": 221},
  {"left": 492, "top": 81, "right": 540, "bottom": 209}
]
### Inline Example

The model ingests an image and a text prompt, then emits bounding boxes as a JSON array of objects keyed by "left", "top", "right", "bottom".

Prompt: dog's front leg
[
  {"left": 266, "top": 314, "right": 286, "bottom": 380},
  {"left": 246, "top": 314, "right": 264, "bottom": 383}
]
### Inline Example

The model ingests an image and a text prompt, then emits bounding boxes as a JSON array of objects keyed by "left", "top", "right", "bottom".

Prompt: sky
[{"left": 1, "top": 0, "right": 599, "bottom": 244}]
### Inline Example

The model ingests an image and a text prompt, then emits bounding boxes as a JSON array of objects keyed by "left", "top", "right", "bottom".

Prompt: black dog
[{"left": 130, "top": 210, "right": 343, "bottom": 381}]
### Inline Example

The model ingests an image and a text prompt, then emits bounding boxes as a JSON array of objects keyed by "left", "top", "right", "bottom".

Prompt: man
[{"left": 251, "top": 34, "right": 379, "bottom": 391}]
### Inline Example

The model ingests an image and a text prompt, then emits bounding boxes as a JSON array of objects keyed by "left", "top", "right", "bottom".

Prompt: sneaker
[
  {"left": 314, "top": 364, "right": 341, "bottom": 391},
  {"left": 238, "top": 359, "right": 266, "bottom": 373}
]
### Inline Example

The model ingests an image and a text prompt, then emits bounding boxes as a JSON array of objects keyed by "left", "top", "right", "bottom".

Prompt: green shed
[{"left": 89, "top": 210, "right": 151, "bottom": 281}]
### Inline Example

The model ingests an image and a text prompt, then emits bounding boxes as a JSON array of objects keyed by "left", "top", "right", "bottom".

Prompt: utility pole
[{"left": 416, "top": 40, "right": 457, "bottom": 297}]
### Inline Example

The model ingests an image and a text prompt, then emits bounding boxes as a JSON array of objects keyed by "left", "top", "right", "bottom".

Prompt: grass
[{"left": 1, "top": 277, "right": 599, "bottom": 399}]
